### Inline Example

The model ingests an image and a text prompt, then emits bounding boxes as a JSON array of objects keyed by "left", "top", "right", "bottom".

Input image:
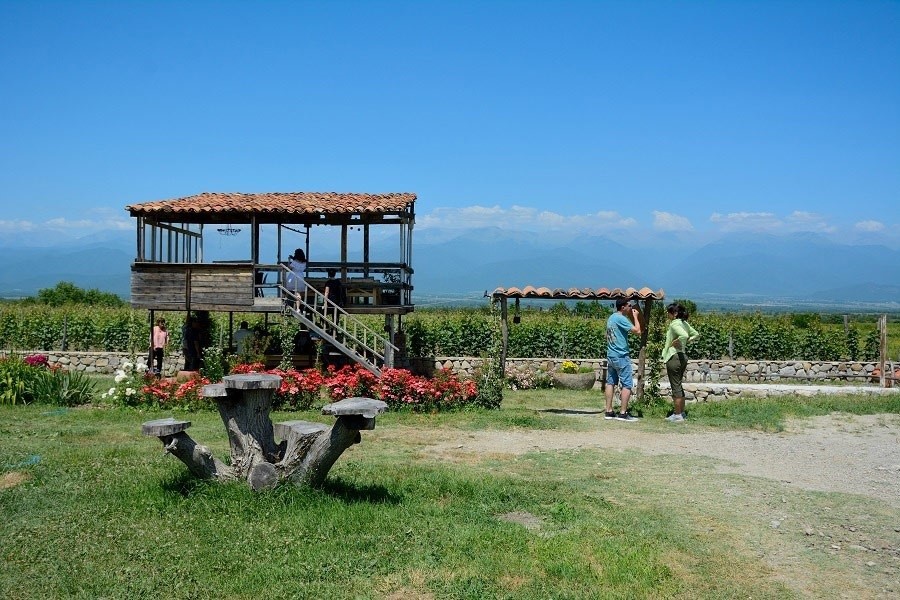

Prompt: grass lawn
[{"left": 2, "top": 390, "right": 898, "bottom": 599}]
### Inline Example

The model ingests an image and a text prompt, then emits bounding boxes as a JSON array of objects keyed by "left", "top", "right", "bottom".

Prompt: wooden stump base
[{"left": 141, "top": 374, "right": 387, "bottom": 490}]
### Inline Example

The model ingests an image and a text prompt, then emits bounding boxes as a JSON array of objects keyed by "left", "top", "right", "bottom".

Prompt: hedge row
[
  {"left": 403, "top": 308, "right": 884, "bottom": 362},
  {"left": 0, "top": 304, "right": 888, "bottom": 361}
]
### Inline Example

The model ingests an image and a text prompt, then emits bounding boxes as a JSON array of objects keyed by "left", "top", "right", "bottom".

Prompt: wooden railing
[{"left": 280, "top": 269, "right": 399, "bottom": 375}]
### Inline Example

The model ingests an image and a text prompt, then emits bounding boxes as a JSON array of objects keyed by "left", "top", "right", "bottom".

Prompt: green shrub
[
  {"left": 27, "top": 368, "right": 98, "bottom": 406},
  {"left": 0, "top": 356, "right": 32, "bottom": 405},
  {"left": 200, "top": 344, "right": 226, "bottom": 382}
]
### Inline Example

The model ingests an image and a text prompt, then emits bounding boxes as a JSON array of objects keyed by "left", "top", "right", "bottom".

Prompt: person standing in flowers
[
  {"left": 662, "top": 302, "right": 700, "bottom": 422},
  {"left": 150, "top": 318, "right": 168, "bottom": 375}
]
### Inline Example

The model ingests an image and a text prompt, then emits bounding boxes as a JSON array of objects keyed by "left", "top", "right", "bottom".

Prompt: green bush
[
  {"left": 0, "top": 302, "right": 897, "bottom": 363},
  {"left": 0, "top": 356, "right": 32, "bottom": 405},
  {"left": 27, "top": 368, "right": 98, "bottom": 406}
]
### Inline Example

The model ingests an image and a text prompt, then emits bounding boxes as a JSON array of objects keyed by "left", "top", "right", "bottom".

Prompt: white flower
[
  {"left": 125, "top": 387, "right": 135, "bottom": 396},
  {"left": 114, "top": 373, "right": 126, "bottom": 383},
  {"left": 122, "top": 361, "right": 133, "bottom": 372}
]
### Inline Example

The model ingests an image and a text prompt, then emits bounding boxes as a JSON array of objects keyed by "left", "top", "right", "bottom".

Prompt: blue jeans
[{"left": 606, "top": 355, "right": 633, "bottom": 389}]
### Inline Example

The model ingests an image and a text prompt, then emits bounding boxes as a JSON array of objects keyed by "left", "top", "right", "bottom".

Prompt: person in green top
[{"left": 663, "top": 302, "right": 700, "bottom": 422}]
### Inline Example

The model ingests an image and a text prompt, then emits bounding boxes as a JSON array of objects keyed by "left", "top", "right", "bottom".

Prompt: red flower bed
[{"left": 128, "top": 362, "right": 480, "bottom": 412}]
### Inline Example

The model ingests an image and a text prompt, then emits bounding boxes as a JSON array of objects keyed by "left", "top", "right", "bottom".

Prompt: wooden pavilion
[
  {"left": 126, "top": 191, "right": 416, "bottom": 373},
  {"left": 490, "top": 285, "right": 665, "bottom": 399}
]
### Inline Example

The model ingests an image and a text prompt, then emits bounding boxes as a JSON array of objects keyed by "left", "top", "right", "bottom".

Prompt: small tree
[{"left": 28, "top": 281, "right": 125, "bottom": 308}]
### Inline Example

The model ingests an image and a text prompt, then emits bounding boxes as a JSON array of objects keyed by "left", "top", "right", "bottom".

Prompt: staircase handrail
[{"left": 280, "top": 268, "right": 398, "bottom": 374}]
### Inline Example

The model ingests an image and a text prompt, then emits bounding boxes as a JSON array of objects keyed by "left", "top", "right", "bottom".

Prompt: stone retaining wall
[
  {"left": 2, "top": 350, "right": 185, "bottom": 378},
  {"left": 4, "top": 351, "right": 895, "bottom": 399},
  {"left": 409, "top": 356, "right": 890, "bottom": 385}
]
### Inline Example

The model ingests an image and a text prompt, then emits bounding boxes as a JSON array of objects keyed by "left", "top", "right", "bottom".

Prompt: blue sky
[{"left": 1, "top": 0, "right": 898, "bottom": 248}]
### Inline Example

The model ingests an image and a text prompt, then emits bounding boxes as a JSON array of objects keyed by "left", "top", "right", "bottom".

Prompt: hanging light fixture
[{"left": 217, "top": 224, "right": 241, "bottom": 236}]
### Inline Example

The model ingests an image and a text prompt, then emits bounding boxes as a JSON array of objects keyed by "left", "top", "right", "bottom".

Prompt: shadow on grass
[
  {"left": 321, "top": 477, "right": 400, "bottom": 505},
  {"left": 537, "top": 408, "right": 604, "bottom": 415},
  {"left": 157, "top": 470, "right": 399, "bottom": 504},
  {"left": 160, "top": 470, "right": 211, "bottom": 497}
]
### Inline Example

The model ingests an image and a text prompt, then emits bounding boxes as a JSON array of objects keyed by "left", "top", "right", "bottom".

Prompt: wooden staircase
[{"left": 282, "top": 280, "right": 398, "bottom": 376}]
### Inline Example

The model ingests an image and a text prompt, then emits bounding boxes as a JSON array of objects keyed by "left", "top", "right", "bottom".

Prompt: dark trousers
[
  {"left": 666, "top": 353, "right": 688, "bottom": 398},
  {"left": 152, "top": 348, "right": 164, "bottom": 373}
]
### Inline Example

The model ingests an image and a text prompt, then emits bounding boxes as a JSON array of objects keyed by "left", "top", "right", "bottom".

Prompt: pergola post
[
  {"left": 635, "top": 298, "right": 654, "bottom": 400},
  {"left": 500, "top": 297, "right": 508, "bottom": 377}
]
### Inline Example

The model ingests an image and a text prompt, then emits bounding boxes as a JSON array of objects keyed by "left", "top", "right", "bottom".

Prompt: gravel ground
[{"left": 419, "top": 412, "right": 900, "bottom": 507}]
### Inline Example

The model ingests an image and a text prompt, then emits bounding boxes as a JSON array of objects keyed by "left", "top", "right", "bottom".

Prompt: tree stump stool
[{"left": 140, "top": 373, "right": 388, "bottom": 490}]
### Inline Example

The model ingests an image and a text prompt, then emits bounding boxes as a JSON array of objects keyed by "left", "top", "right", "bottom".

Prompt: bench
[
  {"left": 141, "top": 417, "right": 191, "bottom": 437},
  {"left": 140, "top": 374, "right": 389, "bottom": 490}
]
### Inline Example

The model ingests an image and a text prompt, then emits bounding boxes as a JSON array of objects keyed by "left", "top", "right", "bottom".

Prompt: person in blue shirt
[{"left": 604, "top": 298, "right": 642, "bottom": 421}]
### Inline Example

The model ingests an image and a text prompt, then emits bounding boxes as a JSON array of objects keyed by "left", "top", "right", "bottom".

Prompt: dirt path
[{"left": 414, "top": 413, "right": 900, "bottom": 507}]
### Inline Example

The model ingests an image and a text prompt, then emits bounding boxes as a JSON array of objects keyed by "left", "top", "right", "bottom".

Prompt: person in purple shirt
[{"left": 604, "top": 298, "right": 642, "bottom": 421}]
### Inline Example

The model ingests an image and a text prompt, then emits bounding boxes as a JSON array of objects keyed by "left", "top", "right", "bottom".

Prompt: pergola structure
[
  {"left": 125, "top": 191, "right": 416, "bottom": 370},
  {"left": 490, "top": 285, "right": 666, "bottom": 399}
]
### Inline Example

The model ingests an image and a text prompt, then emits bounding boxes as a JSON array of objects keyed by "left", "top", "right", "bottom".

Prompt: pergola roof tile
[
  {"left": 126, "top": 191, "right": 416, "bottom": 218},
  {"left": 491, "top": 286, "right": 665, "bottom": 301}
]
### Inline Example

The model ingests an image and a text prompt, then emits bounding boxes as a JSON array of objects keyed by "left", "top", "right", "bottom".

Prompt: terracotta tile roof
[
  {"left": 126, "top": 192, "right": 416, "bottom": 217},
  {"left": 490, "top": 286, "right": 665, "bottom": 301}
]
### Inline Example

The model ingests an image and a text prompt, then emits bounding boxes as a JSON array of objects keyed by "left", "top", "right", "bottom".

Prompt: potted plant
[{"left": 552, "top": 360, "right": 596, "bottom": 390}]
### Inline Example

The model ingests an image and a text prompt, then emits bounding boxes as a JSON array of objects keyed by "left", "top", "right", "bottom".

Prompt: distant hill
[{"left": 1, "top": 227, "right": 898, "bottom": 309}]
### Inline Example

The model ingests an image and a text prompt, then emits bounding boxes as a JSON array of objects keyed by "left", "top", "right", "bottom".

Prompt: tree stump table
[{"left": 141, "top": 373, "right": 387, "bottom": 490}]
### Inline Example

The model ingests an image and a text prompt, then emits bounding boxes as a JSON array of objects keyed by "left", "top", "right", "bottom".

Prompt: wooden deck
[{"left": 131, "top": 262, "right": 413, "bottom": 315}]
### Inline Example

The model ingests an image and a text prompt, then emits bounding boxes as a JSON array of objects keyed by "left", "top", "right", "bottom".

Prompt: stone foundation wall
[
  {"left": 2, "top": 350, "right": 185, "bottom": 378},
  {"left": 4, "top": 350, "right": 894, "bottom": 397},
  {"left": 409, "top": 356, "right": 889, "bottom": 384}
]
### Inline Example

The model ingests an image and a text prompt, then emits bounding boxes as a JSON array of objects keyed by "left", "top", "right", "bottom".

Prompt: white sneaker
[{"left": 666, "top": 413, "right": 685, "bottom": 422}]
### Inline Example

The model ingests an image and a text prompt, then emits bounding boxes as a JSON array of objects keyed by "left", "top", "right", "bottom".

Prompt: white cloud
[
  {"left": 710, "top": 211, "right": 835, "bottom": 233},
  {"left": 854, "top": 220, "right": 884, "bottom": 232},
  {"left": 418, "top": 205, "right": 637, "bottom": 233},
  {"left": 0, "top": 219, "right": 36, "bottom": 232},
  {"left": 784, "top": 211, "right": 836, "bottom": 233},
  {"left": 709, "top": 212, "right": 781, "bottom": 232},
  {"left": 44, "top": 216, "right": 132, "bottom": 231},
  {"left": 652, "top": 211, "right": 694, "bottom": 232}
]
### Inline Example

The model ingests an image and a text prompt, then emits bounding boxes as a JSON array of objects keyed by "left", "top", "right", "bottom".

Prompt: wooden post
[
  {"left": 363, "top": 224, "right": 370, "bottom": 278},
  {"left": 384, "top": 314, "right": 395, "bottom": 368},
  {"left": 879, "top": 314, "right": 887, "bottom": 388},
  {"left": 635, "top": 298, "right": 653, "bottom": 400},
  {"left": 500, "top": 296, "right": 508, "bottom": 377}
]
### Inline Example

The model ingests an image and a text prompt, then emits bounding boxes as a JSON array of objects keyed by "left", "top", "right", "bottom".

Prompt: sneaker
[
  {"left": 604, "top": 411, "right": 616, "bottom": 420},
  {"left": 615, "top": 411, "right": 639, "bottom": 422},
  {"left": 666, "top": 413, "right": 685, "bottom": 422}
]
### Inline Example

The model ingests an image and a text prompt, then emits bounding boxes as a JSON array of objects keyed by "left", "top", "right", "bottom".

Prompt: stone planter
[{"left": 553, "top": 372, "right": 596, "bottom": 390}]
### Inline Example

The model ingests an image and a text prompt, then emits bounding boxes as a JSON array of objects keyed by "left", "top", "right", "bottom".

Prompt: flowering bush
[
  {"left": 559, "top": 360, "right": 579, "bottom": 374},
  {"left": 23, "top": 354, "right": 50, "bottom": 368},
  {"left": 267, "top": 367, "right": 325, "bottom": 410},
  {"left": 99, "top": 356, "right": 211, "bottom": 409},
  {"left": 169, "top": 375, "right": 212, "bottom": 410},
  {"left": 141, "top": 377, "right": 180, "bottom": 406},
  {"left": 323, "top": 364, "right": 378, "bottom": 401},
  {"left": 100, "top": 357, "right": 152, "bottom": 407},
  {"left": 230, "top": 362, "right": 267, "bottom": 374},
  {"left": 505, "top": 366, "right": 553, "bottom": 390},
  {"left": 94, "top": 359, "right": 481, "bottom": 413},
  {"left": 376, "top": 368, "right": 425, "bottom": 406},
  {"left": 373, "top": 367, "right": 477, "bottom": 411},
  {"left": 431, "top": 367, "right": 478, "bottom": 408}
]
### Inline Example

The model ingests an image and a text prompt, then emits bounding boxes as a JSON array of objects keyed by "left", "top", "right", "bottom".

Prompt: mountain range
[{"left": 1, "top": 227, "right": 898, "bottom": 309}]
